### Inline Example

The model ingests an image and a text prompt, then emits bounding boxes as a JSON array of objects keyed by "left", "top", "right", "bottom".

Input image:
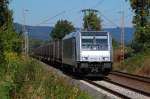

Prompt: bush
[
  {"left": 0, "top": 55, "right": 92, "bottom": 99},
  {"left": 136, "top": 58, "right": 150, "bottom": 76},
  {"left": 131, "top": 41, "right": 144, "bottom": 53},
  {"left": 113, "top": 48, "right": 150, "bottom": 76}
]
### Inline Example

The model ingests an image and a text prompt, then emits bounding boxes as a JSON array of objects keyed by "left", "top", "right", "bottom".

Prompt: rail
[
  {"left": 110, "top": 71, "right": 150, "bottom": 83},
  {"left": 85, "top": 80, "right": 131, "bottom": 99},
  {"left": 108, "top": 71, "right": 150, "bottom": 97}
]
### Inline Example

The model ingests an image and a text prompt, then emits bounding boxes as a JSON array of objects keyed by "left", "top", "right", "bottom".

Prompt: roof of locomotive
[
  {"left": 63, "top": 31, "right": 80, "bottom": 40},
  {"left": 63, "top": 31, "right": 110, "bottom": 40}
]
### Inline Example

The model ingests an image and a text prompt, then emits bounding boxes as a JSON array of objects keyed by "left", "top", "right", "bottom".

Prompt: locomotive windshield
[{"left": 81, "top": 32, "right": 108, "bottom": 51}]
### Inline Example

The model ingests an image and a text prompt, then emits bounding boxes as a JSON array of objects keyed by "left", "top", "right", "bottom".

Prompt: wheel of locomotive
[
  {"left": 72, "top": 67, "right": 77, "bottom": 73},
  {"left": 61, "top": 65, "right": 65, "bottom": 71}
]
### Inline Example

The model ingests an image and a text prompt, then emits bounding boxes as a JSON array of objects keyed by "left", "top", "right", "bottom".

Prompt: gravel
[{"left": 95, "top": 81, "right": 150, "bottom": 99}]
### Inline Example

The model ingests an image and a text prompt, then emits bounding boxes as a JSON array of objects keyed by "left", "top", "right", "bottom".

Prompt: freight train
[{"left": 33, "top": 31, "right": 113, "bottom": 77}]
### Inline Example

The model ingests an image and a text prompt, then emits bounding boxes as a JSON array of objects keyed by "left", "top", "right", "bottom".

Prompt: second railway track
[
  {"left": 110, "top": 71, "right": 150, "bottom": 83},
  {"left": 107, "top": 71, "right": 150, "bottom": 97},
  {"left": 84, "top": 78, "right": 150, "bottom": 99},
  {"left": 82, "top": 71, "right": 150, "bottom": 98}
]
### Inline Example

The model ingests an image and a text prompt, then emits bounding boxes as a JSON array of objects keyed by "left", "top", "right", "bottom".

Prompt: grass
[
  {"left": 113, "top": 48, "right": 150, "bottom": 77},
  {"left": 0, "top": 53, "right": 92, "bottom": 99}
]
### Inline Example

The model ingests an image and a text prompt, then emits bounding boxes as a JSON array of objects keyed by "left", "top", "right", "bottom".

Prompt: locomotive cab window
[{"left": 81, "top": 32, "right": 108, "bottom": 51}]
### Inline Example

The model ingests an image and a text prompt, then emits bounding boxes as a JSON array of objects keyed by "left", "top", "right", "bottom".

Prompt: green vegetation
[
  {"left": 83, "top": 10, "right": 102, "bottom": 31},
  {"left": 0, "top": 0, "right": 22, "bottom": 63},
  {"left": 29, "top": 38, "right": 48, "bottom": 52},
  {"left": 112, "top": 39, "right": 119, "bottom": 50},
  {"left": 114, "top": 48, "right": 150, "bottom": 76},
  {"left": 0, "top": 56, "right": 92, "bottom": 99},
  {"left": 51, "top": 19, "right": 75, "bottom": 39},
  {"left": 128, "top": 0, "right": 150, "bottom": 51}
]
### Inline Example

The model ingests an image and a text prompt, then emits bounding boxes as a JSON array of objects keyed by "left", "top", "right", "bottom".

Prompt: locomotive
[{"left": 33, "top": 31, "right": 113, "bottom": 76}]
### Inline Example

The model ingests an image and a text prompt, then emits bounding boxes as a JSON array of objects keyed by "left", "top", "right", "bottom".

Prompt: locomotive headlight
[
  {"left": 102, "top": 57, "right": 109, "bottom": 61},
  {"left": 82, "top": 56, "right": 88, "bottom": 61}
]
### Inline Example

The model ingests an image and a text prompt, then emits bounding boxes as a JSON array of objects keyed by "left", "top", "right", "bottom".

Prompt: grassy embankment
[
  {"left": 0, "top": 52, "right": 92, "bottom": 99},
  {"left": 113, "top": 48, "right": 150, "bottom": 77}
]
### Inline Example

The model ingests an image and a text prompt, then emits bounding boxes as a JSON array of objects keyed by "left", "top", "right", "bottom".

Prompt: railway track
[
  {"left": 84, "top": 78, "right": 150, "bottom": 99},
  {"left": 107, "top": 71, "right": 150, "bottom": 97},
  {"left": 82, "top": 71, "right": 150, "bottom": 99},
  {"left": 110, "top": 71, "right": 150, "bottom": 83},
  {"left": 85, "top": 80, "right": 131, "bottom": 99}
]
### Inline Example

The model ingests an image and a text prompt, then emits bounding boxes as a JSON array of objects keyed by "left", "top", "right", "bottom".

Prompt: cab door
[{"left": 72, "top": 38, "right": 76, "bottom": 65}]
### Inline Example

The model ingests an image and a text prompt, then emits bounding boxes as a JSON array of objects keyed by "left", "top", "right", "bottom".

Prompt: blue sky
[{"left": 10, "top": 0, "right": 134, "bottom": 28}]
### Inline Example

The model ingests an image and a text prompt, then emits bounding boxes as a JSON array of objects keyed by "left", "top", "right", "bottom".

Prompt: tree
[
  {"left": 0, "top": 0, "right": 22, "bottom": 63},
  {"left": 29, "top": 39, "right": 46, "bottom": 51},
  {"left": 0, "top": 0, "right": 11, "bottom": 28},
  {"left": 83, "top": 11, "right": 102, "bottom": 31},
  {"left": 51, "top": 20, "right": 75, "bottom": 39},
  {"left": 129, "top": 0, "right": 150, "bottom": 26},
  {"left": 128, "top": 0, "right": 150, "bottom": 50}
]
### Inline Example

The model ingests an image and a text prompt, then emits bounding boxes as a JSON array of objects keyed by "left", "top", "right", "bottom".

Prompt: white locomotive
[{"left": 62, "top": 31, "right": 112, "bottom": 76}]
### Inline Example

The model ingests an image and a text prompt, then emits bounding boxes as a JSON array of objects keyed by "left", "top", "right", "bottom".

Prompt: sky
[{"left": 9, "top": 0, "right": 134, "bottom": 28}]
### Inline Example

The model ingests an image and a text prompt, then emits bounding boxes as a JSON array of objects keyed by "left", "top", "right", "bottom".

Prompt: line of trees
[
  {"left": 0, "top": 0, "right": 22, "bottom": 63},
  {"left": 50, "top": 20, "right": 75, "bottom": 39},
  {"left": 128, "top": 0, "right": 150, "bottom": 51}
]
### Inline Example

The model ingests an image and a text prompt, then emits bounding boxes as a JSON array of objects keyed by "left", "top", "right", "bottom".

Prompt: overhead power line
[
  {"left": 92, "top": 0, "right": 105, "bottom": 8},
  {"left": 98, "top": 12, "right": 119, "bottom": 27},
  {"left": 36, "top": 11, "right": 66, "bottom": 26},
  {"left": 36, "top": 0, "right": 105, "bottom": 27}
]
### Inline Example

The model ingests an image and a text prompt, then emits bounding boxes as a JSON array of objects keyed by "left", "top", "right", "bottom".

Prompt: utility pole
[
  {"left": 81, "top": 9, "right": 98, "bottom": 30},
  {"left": 22, "top": 9, "right": 29, "bottom": 56},
  {"left": 121, "top": 11, "right": 125, "bottom": 62},
  {"left": 120, "top": 1, "right": 125, "bottom": 62}
]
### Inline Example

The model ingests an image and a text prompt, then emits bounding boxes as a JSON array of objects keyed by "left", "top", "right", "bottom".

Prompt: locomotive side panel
[
  {"left": 58, "top": 40, "right": 62, "bottom": 63},
  {"left": 62, "top": 38, "right": 76, "bottom": 67}
]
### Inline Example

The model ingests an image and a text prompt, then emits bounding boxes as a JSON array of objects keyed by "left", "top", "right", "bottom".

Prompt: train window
[
  {"left": 96, "top": 39, "right": 108, "bottom": 50},
  {"left": 81, "top": 32, "right": 109, "bottom": 51},
  {"left": 81, "top": 32, "right": 107, "bottom": 36},
  {"left": 81, "top": 36, "right": 108, "bottom": 51}
]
